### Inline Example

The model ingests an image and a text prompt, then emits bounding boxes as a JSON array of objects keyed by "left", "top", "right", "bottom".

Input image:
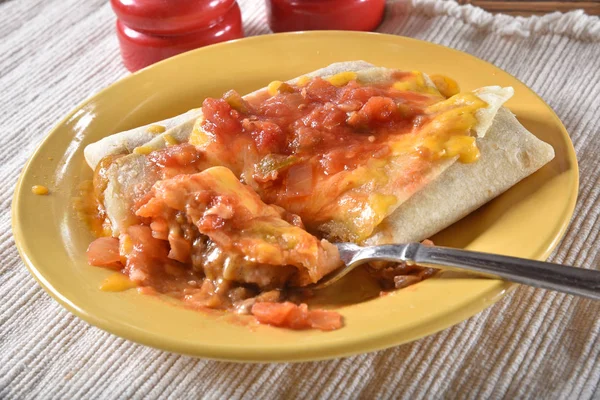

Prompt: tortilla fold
[{"left": 365, "top": 107, "right": 555, "bottom": 244}]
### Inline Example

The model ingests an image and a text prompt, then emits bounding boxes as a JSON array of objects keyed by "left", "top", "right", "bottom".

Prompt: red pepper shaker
[
  {"left": 111, "top": 0, "right": 244, "bottom": 72},
  {"left": 266, "top": 0, "right": 386, "bottom": 33}
]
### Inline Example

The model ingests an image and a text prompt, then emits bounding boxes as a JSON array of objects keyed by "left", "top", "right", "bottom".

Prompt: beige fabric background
[{"left": 2, "top": 0, "right": 600, "bottom": 398}]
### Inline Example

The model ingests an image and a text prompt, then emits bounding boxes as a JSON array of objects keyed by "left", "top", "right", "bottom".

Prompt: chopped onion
[{"left": 286, "top": 163, "right": 313, "bottom": 197}]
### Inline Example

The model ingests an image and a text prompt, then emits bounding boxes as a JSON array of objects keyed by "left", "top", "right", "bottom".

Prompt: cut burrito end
[
  {"left": 88, "top": 166, "right": 343, "bottom": 322},
  {"left": 135, "top": 166, "right": 342, "bottom": 286}
]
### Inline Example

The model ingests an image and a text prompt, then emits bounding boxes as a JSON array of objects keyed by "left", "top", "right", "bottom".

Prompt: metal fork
[{"left": 310, "top": 243, "right": 600, "bottom": 300}]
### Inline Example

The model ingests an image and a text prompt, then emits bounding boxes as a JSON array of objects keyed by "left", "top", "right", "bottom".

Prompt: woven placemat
[{"left": 1, "top": 1, "right": 599, "bottom": 398}]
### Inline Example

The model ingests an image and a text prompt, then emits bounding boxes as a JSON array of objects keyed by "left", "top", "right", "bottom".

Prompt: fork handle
[{"left": 380, "top": 243, "right": 600, "bottom": 300}]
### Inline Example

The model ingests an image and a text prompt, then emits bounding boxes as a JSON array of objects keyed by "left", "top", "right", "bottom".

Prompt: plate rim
[{"left": 11, "top": 31, "right": 579, "bottom": 362}]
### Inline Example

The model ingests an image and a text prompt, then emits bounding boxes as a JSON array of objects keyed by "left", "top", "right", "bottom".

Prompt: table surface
[
  {"left": 1, "top": 0, "right": 599, "bottom": 399},
  {"left": 458, "top": 0, "right": 600, "bottom": 16}
]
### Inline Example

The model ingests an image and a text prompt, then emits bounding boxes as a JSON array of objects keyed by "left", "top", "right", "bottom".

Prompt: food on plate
[
  {"left": 135, "top": 166, "right": 342, "bottom": 288},
  {"left": 82, "top": 61, "right": 554, "bottom": 330},
  {"left": 251, "top": 302, "right": 343, "bottom": 331}
]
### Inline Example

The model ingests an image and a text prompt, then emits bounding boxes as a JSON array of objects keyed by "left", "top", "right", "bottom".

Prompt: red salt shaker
[
  {"left": 266, "top": 0, "right": 386, "bottom": 33},
  {"left": 111, "top": 0, "right": 244, "bottom": 72}
]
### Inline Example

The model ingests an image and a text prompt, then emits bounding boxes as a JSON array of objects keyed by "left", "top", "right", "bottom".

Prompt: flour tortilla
[{"left": 85, "top": 62, "right": 554, "bottom": 243}]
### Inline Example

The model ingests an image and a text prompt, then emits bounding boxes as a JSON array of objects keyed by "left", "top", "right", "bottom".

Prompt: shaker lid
[{"left": 111, "top": 0, "right": 236, "bottom": 35}]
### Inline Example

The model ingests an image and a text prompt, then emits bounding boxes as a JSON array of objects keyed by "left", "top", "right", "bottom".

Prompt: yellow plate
[{"left": 12, "top": 32, "right": 578, "bottom": 362}]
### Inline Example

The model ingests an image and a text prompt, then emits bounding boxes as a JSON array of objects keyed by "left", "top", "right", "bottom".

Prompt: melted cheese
[
  {"left": 429, "top": 74, "right": 460, "bottom": 98},
  {"left": 146, "top": 125, "right": 166, "bottom": 134},
  {"left": 163, "top": 134, "right": 178, "bottom": 146},
  {"left": 267, "top": 80, "right": 283, "bottom": 96},
  {"left": 190, "top": 117, "right": 210, "bottom": 147},
  {"left": 296, "top": 76, "right": 310, "bottom": 86},
  {"left": 31, "top": 185, "right": 49, "bottom": 195},
  {"left": 133, "top": 145, "right": 153, "bottom": 155},
  {"left": 326, "top": 71, "right": 358, "bottom": 87},
  {"left": 100, "top": 273, "right": 137, "bottom": 292}
]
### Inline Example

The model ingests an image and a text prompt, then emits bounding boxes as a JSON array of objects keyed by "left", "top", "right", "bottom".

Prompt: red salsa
[{"left": 199, "top": 76, "right": 441, "bottom": 178}]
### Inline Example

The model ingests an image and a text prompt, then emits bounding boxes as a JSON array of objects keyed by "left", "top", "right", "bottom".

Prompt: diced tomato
[
  {"left": 202, "top": 98, "right": 243, "bottom": 138},
  {"left": 259, "top": 96, "right": 298, "bottom": 120},
  {"left": 248, "top": 120, "right": 285, "bottom": 153},
  {"left": 339, "top": 82, "right": 383, "bottom": 104},
  {"left": 148, "top": 143, "right": 203, "bottom": 169},
  {"left": 290, "top": 126, "right": 322, "bottom": 152},
  {"left": 303, "top": 77, "right": 338, "bottom": 103},
  {"left": 305, "top": 309, "right": 344, "bottom": 331},
  {"left": 146, "top": 143, "right": 207, "bottom": 181},
  {"left": 251, "top": 301, "right": 343, "bottom": 331},
  {"left": 121, "top": 225, "right": 172, "bottom": 285},
  {"left": 347, "top": 96, "right": 399, "bottom": 129},
  {"left": 125, "top": 225, "right": 170, "bottom": 262},
  {"left": 361, "top": 97, "right": 399, "bottom": 122},
  {"left": 149, "top": 219, "right": 169, "bottom": 240},
  {"left": 87, "top": 237, "right": 122, "bottom": 270},
  {"left": 252, "top": 301, "right": 295, "bottom": 325},
  {"left": 301, "top": 104, "right": 346, "bottom": 131}
]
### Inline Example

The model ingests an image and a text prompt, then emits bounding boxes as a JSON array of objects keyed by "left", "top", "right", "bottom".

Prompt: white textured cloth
[{"left": 2, "top": 0, "right": 600, "bottom": 398}]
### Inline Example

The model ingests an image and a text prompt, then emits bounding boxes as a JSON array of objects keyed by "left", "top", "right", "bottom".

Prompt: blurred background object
[
  {"left": 111, "top": 0, "right": 244, "bottom": 72},
  {"left": 266, "top": 0, "right": 386, "bottom": 33},
  {"left": 456, "top": 0, "right": 600, "bottom": 16},
  {"left": 110, "top": 0, "right": 600, "bottom": 72}
]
